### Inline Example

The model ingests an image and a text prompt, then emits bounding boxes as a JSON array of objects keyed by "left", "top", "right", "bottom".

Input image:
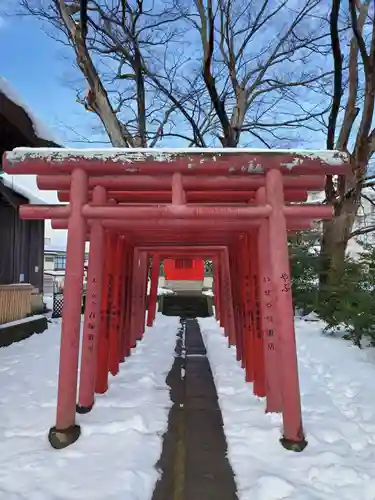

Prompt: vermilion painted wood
[
  {"left": 147, "top": 254, "right": 160, "bottom": 327},
  {"left": 256, "top": 187, "right": 283, "bottom": 413},
  {"left": 164, "top": 258, "right": 205, "bottom": 281},
  {"left": 212, "top": 258, "right": 220, "bottom": 322},
  {"left": 240, "top": 234, "right": 255, "bottom": 383},
  {"left": 123, "top": 246, "right": 134, "bottom": 358},
  {"left": 4, "top": 148, "right": 345, "bottom": 448},
  {"left": 228, "top": 246, "right": 242, "bottom": 362},
  {"left": 50, "top": 217, "right": 314, "bottom": 231},
  {"left": 138, "top": 252, "right": 149, "bottom": 341},
  {"left": 218, "top": 259, "right": 227, "bottom": 333},
  {"left": 77, "top": 185, "right": 106, "bottom": 411},
  {"left": 266, "top": 168, "right": 304, "bottom": 443},
  {"left": 57, "top": 189, "right": 309, "bottom": 204},
  {"left": 247, "top": 237, "right": 258, "bottom": 388},
  {"left": 116, "top": 237, "right": 127, "bottom": 364},
  {"left": 238, "top": 238, "right": 249, "bottom": 370},
  {"left": 55, "top": 168, "right": 88, "bottom": 431},
  {"left": 135, "top": 243, "right": 275, "bottom": 377},
  {"left": 135, "top": 252, "right": 145, "bottom": 342},
  {"left": 227, "top": 249, "right": 238, "bottom": 351},
  {"left": 215, "top": 255, "right": 225, "bottom": 332},
  {"left": 19, "top": 202, "right": 333, "bottom": 222},
  {"left": 95, "top": 235, "right": 109, "bottom": 394},
  {"left": 37, "top": 173, "right": 327, "bottom": 192},
  {"left": 235, "top": 244, "right": 246, "bottom": 365},
  {"left": 120, "top": 243, "right": 131, "bottom": 361},
  {"left": 130, "top": 248, "right": 140, "bottom": 348},
  {"left": 4, "top": 149, "right": 348, "bottom": 175},
  {"left": 251, "top": 235, "right": 266, "bottom": 398},
  {"left": 108, "top": 236, "right": 125, "bottom": 376},
  {"left": 129, "top": 249, "right": 147, "bottom": 345},
  {"left": 95, "top": 233, "right": 115, "bottom": 394},
  {"left": 118, "top": 242, "right": 128, "bottom": 363},
  {"left": 221, "top": 249, "right": 236, "bottom": 346},
  {"left": 172, "top": 172, "right": 185, "bottom": 205}
]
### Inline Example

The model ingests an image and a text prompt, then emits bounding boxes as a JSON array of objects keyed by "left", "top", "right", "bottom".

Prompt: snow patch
[
  {"left": 0, "top": 314, "right": 45, "bottom": 330},
  {"left": 0, "top": 313, "right": 179, "bottom": 500},
  {"left": 157, "top": 287, "right": 173, "bottom": 295},
  {"left": 4, "top": 147, "right": 349, "bottom": 170},
  {"left": 43, "top": 294, "right": 53, "bottom": 311},
  {"left": 199, "top": 317, "right": 375, "bottom": 500}
]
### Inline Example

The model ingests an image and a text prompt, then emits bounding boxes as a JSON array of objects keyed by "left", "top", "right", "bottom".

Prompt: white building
[
  {"left": 43, "top": 238, "right": 89, "bottom": 294},
  {"left": 308, "top": 187, "right": 375, "bottom": 259}
]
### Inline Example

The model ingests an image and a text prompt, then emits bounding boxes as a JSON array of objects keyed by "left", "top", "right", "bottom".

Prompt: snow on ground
[
  {"left": 199, "top": 317, "right": 375, "bottom": 500},
  {"left": 3, "top": 311, "right": 375, "bottom": 499},
  {"left": 0, "top": 314, "right": 179, "bottom": 500},
  {"left": 157, "top": 287, "right": 173, "bottom": 295},
  {"left": 43, "top": 294, "right": 53, "bottom": 311},
  {"left": 0, "top": 315, "right": 46, "bottom": 330}
]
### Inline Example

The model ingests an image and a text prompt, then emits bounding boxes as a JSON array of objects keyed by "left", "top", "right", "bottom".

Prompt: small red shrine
[{"left": 164, "top": 258, "right": 205, "bottom": 282}]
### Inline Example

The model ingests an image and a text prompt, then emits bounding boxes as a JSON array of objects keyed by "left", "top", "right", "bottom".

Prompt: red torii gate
[{"left": 2, "top": 147, "right": 348, "bottom": 452}]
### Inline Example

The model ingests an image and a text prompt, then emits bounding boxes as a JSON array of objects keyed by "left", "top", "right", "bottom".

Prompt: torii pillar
[
  {"left": 48, "top": 168, "right": 87, "bottom": 449},
  {"left": 266, "top": 168, "right": 307, "bottom": 452}
]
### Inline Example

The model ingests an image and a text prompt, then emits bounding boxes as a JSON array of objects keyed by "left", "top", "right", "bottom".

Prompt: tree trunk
[
  {"left": 354, "top": 326, "right": 362, "bottom": 348},
  {"left": 319, "top": 190, "right": 360, "bottom": 287}
]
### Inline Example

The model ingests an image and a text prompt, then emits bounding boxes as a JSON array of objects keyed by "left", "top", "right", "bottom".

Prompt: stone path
[{"left": 152, "top": 318, "right": 238, "bottom": 500}]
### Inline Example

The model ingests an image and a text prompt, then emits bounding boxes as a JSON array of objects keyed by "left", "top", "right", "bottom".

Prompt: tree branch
[
  {"left": 54, "top": 0, "right": 130, "bottom": 146},
  {"left": 350, "top": 224, "right": 375, "bottom": 239},
  {"left": 348, "top": 0, "right": 370, "bottom": 75},
  {"left": 326, "top": 0, "right": 342, "bottom": 151}
]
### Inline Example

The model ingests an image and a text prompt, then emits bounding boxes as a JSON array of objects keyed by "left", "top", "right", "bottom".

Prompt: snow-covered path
[
  {"left": 199, "top": 317, "right": 375, "bottom": 500},
  {"left": 2, "top": 315, "right": 375, "bottom": 499},
  {"left": 0, "top": 315, "right": 179, "bottom": 500}
]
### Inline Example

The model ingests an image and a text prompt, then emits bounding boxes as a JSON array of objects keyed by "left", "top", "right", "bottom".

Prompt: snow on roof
[
  {"left": 44, "top": 245, "right": 66, "bottom": 253},
  {"left": 5, "top": 147, "right": 349, "bottom": 169},
  {"left": 1, "top": 176, "right": 46, "bottom": 205},
  {"left": 0, "top": 76, "right": 59, "bottom": 144},
  {"left": 44, "top": 244, "right": 89, "bottom": 254},
  {"left": 43, "top": 270, "right": 66, "bottom": 276}
]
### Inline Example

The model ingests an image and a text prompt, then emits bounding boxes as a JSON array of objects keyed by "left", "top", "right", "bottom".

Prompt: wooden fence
[{"left": 0, "top": 284, "right": 33, "bottom": 325}]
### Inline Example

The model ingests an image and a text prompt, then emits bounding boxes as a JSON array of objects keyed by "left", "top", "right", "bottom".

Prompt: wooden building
[
  {"left": 0, "top": 77, "right": 59, "bottom": 329},
  {"left": 0, "top": 179, "right": 45, "bottom": 290}
]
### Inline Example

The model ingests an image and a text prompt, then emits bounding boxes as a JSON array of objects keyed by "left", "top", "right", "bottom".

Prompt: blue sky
[
  {"left": 0, "top": 12, "right": 101, "bottom": 247},
  {"left": 0, "top": 12, "right": 99, "bottom": 146}
]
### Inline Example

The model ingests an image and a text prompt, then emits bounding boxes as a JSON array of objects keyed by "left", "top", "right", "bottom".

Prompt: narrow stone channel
[{"left": 152, "top": 318, "right": 238, "bottom": 500}]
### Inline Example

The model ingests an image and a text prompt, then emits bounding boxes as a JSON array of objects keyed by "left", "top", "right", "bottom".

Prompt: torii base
[
  {"left": 76, "top": 403, "right": 94, "bottom": 414},
  {"left": 48, "top": 425, "right": 81, "bottom": 449},
  {"left": 280, "top": 436, "right": 308, "bottom": 452}
]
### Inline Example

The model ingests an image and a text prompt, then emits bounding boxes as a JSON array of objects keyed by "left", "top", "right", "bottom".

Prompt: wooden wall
[{"left": 0, "top": 189, "right": 44, "bottom": 291}]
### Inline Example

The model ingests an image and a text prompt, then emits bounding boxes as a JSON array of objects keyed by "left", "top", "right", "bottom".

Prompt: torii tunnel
[{"left": 3, "top": 147, "right": 349, "bottom": 452}]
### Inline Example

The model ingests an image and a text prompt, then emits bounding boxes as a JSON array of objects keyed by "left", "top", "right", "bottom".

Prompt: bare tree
[
  {"left": 179, "top": 0, "right": 334, "bottom": 148},
  {"left": 319, "top": 0, "right": 375, "bottom": 284},
  {"left": 350, "top": 178, "right": 375, "bottom": 242},
  {"left": 19, "top": 0, "right": 336, "bottom": 149},
  {"left": 20, "top": 0, "right": 207, "bottom": 147}
]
